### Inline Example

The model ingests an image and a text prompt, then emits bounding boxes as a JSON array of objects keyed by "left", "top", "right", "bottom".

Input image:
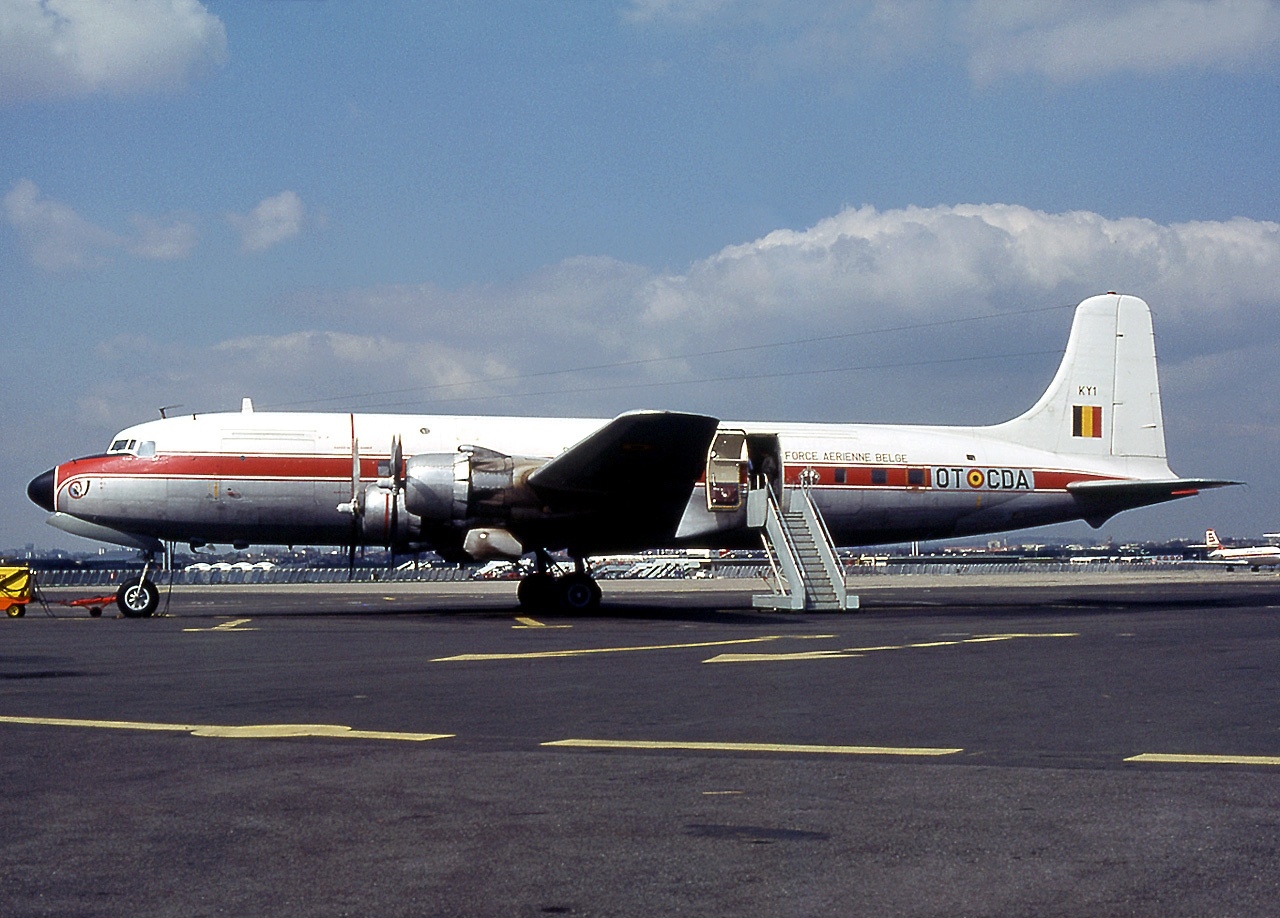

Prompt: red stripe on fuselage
[
  {"left": 780, "top": 464, "right": 1117, "bottom": 491},
  {"left": 57, "top": 452, "right": 380, "bottom": 482},
  {"left": 704, "top": 464, "right": 1119, "bottom": 491},
  {"left": 60, "top": 454, "right": 1129, "bottom": 494}
]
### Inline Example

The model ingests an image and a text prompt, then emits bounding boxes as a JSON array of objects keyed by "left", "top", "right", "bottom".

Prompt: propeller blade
[
  {"left": 348, "top": 436, "right": 360, "bottom": 579},
  {"left": 391, "top": 434, "right": 405, "bottom": 491},
  {"left": 387, "top": 434, "right": 404, "bottom": 551},
  {"left": 336, "top": 437, "right": 364, "bottom": 516},
  {"left": 351, "top": 436, "right": 361, "bottom": 504}
]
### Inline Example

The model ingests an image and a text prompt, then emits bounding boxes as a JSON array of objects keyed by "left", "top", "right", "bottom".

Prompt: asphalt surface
[{"left": 3, "top": 572, "right": 1280, "bottom": 917}]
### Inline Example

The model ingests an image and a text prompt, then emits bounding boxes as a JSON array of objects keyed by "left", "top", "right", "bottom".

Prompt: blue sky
[{"left": 3, "top": 0, "right": 1280, "bottom": 551}]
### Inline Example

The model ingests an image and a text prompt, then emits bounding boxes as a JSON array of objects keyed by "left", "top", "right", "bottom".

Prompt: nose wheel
[{"left": 116, "top": 576, "right": 160, "bottom": 618}]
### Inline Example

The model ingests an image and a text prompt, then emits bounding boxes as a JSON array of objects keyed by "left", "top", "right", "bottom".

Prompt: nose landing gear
[
  {"left": 115, "top": 554, "right": 163, "bottom": 618},
  {"left": 116, "top": 577, "right": 160, "bottom": 618}
]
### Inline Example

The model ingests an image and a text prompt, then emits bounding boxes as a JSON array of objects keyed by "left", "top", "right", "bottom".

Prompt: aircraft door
[
  {"left": 706, "top": 430, "right": 748, "bottom": 511},
  {"left": 746, "top": 434, "right": 782, "bottom": 497}
]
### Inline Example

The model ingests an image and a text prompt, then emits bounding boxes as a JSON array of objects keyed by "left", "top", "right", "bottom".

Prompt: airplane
[
  {"left": 1203, "top": 529, "right": 1280, "bottom": 570},
  {"left": 27, "top": 292, "right": 1237, "bottom": 617}
]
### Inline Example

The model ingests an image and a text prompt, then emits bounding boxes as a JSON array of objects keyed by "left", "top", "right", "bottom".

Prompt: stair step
[{"left": 757, "top": 488, "right": 851, "bottom": 611}]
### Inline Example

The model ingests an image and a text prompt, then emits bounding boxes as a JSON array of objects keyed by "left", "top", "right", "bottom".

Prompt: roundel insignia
[{"left": 967, "top": 469, "right": 985, "bottom": 488}]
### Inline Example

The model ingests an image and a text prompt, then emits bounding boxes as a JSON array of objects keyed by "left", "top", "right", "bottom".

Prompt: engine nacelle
[
  {"left": 403, "top": 452, "right": 470, "bottom": 522},
  {"left": 403, "top": 446, "right": 543, "bottom": 524}
]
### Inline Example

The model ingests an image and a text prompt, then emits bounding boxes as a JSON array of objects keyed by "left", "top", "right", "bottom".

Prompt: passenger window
[
  {"left": 871, "top": 468, "right": 888, "bottom": 485},
  {"left": 834, "top": 468, "right": 846, "bottom": 484},
  {"left": 908, "top": 468, "right": 924, "bottom": 486}
]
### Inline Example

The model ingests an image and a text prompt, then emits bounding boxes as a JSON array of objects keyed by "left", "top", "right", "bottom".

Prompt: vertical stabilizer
[{"left": 990, "top": 294, "right": 1167, "bottom": 460}]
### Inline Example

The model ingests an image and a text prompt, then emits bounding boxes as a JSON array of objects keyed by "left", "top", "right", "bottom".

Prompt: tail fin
[
  {"left": 989, "top": 293, "right": 1167, "bottom": 462},
  {"left": 1206, "top": 528, "right": 1221, "bottom": 550}
]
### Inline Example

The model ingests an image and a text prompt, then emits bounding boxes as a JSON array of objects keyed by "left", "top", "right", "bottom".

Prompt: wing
[
  {"left": 1067, "top": 478, "right": 1241, "bottom": 528},
  {"left": 526, "top": 410, "right": 719, "bottom": 550},
  {"left": 529, "top": 410, "right": 719, "bottom": 503}
]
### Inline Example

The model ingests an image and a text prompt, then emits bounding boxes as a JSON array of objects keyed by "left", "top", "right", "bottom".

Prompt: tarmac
[{"left": 3, "top": 569, "right": 1279, "bottom": 917}]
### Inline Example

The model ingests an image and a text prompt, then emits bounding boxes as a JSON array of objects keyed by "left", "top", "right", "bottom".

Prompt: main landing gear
[{"left": 516, "top": 550, "right": 602, "bottom": 613}]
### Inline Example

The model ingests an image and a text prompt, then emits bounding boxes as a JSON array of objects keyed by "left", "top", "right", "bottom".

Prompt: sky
[{"left": 3, "top": 0, "right": 1279, "bottom": 552}]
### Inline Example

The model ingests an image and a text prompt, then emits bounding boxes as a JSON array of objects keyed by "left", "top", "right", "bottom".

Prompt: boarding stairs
[{"left": 750, "top": 485, "right": 859, "bottom": 611}]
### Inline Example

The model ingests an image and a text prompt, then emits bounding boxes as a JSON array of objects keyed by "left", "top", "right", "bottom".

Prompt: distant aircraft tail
[
  {"left": 1206, "top": 528, "right": 1221, "bottom": 550},
  {"left": 988, "top": 293, "right": 1169, "bottom": 465}
]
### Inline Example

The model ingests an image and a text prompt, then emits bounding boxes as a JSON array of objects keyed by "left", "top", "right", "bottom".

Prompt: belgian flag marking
[{"left": 1073, "top": 405, "right": 1103, "bottom": 438}]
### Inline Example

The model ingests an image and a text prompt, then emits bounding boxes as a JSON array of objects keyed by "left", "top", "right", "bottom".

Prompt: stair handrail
[
  {"left": 762, "top": 481, "right": 807, "bottom": 604},
  {"left": 759, "top": 531, "right": 785, "bottom": 596}
]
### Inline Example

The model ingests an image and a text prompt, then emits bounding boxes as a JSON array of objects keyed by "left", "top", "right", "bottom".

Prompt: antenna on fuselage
[{"left": 158, "top": 405, "right": 182, "bottom": 419}]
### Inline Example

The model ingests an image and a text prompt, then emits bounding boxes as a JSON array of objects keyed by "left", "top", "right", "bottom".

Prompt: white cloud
[
  {"left": 185, "top": 203, "right": 1280, "bottom": 424},
  {"left": 18, "top": 200, "right": 1280, "bottom": 424},
  {"left": 127, "top": 213, "right": 199, "bottom": 260},
  {"left": 624, "top": 204, "right": 1280, "bottom": 355},
  {"left": 622, "top": 0, "right": 1280, "bottom": 84},
  {"left": 3, "top": 179, "right": 199, "bottom": 270},
  {"left": 229, "top": 191, "right": 305, "bottom": 254},
  {"left": 0, "top": 0, "right": 228, "bottom": 103},
  {"left": 965, "top": 0, "right": 1280, "bottom": 84},
  {"left": 623, "top": 0, "right": 740, "bottom": 24},
  {"left": 3, "top": 178, "right": 118, "bottom": 270}
]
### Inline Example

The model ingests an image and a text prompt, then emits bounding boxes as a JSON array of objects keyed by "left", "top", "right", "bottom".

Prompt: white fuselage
[
  {"left": 1208, "top": 546, "right": 1280, "bottom": 567},
  {"left": 38, "top": 407, "right": 1162, "bottom": 555}
]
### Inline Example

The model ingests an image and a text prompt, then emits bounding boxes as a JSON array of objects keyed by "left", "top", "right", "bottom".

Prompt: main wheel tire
[
  {"left": 557, "top": 573, "right": 602, "bottom": 613},
  {"left": 116, "top": 578, "right": 159, "bottom": 618},
  {"left": 517, "top": 573, "right": 557, "bottom": 609}
]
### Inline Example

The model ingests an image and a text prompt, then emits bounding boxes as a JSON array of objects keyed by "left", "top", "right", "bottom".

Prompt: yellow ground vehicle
[{"left": 2, "top": 565, "right": 34, "bottom": 617}]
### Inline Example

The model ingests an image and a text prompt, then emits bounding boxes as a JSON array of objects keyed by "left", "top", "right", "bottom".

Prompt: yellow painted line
[
  {"left": 512, "top": 616, "right": 572, "bottom": 629},
  {"left": 433, "top": 634, "right": 836, "bottom": 662},
  {"left": 1125, "top": 753, "right": 1280, "bottom": 766},
  {"left": 0, "top": 715, "right": 451, "bottom": 742},
  {"left": 844, "top": 633, "right": 1079, "bottom": 653},
  {"left": 710, "top": 651, "right": 850, "bottom": 663},
  {"left": 182, "top": 617, "right": 257, "bottom": 633},
  {"left": 705, "top": 632, "right": 1078, "bottom": 663},
  {"left": 542, "top": 738, "right": 962, "bottom": 757}
]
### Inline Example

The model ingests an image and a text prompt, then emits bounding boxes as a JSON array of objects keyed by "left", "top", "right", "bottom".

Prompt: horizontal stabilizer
[
  {"left": 528, "top": 410, "right": 719, "bottom": 506},
  {"left": 1067, "top": 478, "right": 1240, "bottom": 528}
]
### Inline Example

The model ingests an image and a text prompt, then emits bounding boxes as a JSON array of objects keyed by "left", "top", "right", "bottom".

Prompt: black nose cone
[{"left": 27, "top": 468, "right": 56, "bottom": 512}]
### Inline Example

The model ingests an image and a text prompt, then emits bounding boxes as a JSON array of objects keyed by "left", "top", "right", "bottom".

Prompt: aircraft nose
[{"left": 27, "top": 468, "right": 56, "bottom": 512}]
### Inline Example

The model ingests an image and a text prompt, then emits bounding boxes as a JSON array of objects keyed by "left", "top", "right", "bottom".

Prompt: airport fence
[
  {"left": 32, "top": 566, "right": 474, "bottom": 588},
  {"left": 28, "top": 559, "right": 1199, "bottom": 589}
]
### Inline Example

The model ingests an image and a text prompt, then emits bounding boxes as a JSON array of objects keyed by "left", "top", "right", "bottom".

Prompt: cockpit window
[
  {"left": 107, "top": 438, "right": 139, "bottom": 455},
  {"left": 137, "top": 441, "right": 156, "bottom": 457}
]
